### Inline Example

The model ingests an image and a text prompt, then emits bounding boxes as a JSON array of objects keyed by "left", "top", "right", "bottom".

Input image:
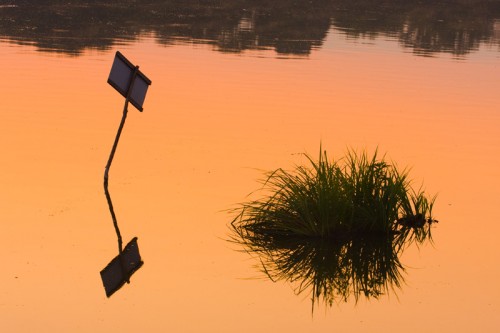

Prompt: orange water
[{"left": 0, "top": 30, "right": 499, "bottom": 332}]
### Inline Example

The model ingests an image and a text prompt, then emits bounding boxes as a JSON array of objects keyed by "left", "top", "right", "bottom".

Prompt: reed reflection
[
  {"left": 0, "top": 0, "right": 498, "bottom": 57},
  {"left": 230, "top": 149, "right": 438, "bottom": 310}
]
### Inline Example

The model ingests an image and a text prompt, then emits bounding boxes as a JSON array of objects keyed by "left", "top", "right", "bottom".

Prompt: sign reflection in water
[
  {"left": 230, "top": 149, "right": 438, "bottom": 311},
  {"left": 100, "top": 52, "right": 151, "bottom": 297}
]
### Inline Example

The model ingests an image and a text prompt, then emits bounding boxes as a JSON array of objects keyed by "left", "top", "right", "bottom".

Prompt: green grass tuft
[{"left": 229, "top": 147, "right": 438, "bottom": 310}]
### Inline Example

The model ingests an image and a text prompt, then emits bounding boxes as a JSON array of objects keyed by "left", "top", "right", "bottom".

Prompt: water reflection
[
  {"left": 230, "top": 150, "right": 438, "bottom": 310},
  {"left": 234, "top": 232, "right": 404, "bottom": 310},
  {"left": 100, "top": 99, "right": 145, "bottom": 297},
  {"left": 0, "top": 0, "right": 498, "bottom": 57},
  {"left": 100, "top": 52, "right": 149, "bottom": 297},
  {"left": 100, "top": 101, "right": 145, "bottom": 297}
]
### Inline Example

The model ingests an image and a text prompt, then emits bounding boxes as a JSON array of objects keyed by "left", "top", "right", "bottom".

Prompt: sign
[
  {"left": 100, "top": 237, "right": 144, "bottom": 297},
  {"left": 107, "top": 51, "right": 152, "bottom": 111},
  {"left": 101, "top": 51, "right": 150, "bottom": 297}
]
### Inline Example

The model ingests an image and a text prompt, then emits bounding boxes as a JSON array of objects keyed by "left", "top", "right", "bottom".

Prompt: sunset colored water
[{"left": 1, "top": 1, "right": 499, "bottom": 332}]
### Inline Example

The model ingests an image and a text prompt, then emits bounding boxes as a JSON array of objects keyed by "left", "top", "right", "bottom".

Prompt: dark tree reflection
[{"left": 0, "top": 0, "right": 498, "bottom": 57}]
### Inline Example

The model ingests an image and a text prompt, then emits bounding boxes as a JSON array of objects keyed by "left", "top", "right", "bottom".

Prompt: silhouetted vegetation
[
  {"left": 0, "top": 0, "right": 498, "bottom": 57},
  {"left": 229, "top": 149, "right": 438, "bottom": 310}
]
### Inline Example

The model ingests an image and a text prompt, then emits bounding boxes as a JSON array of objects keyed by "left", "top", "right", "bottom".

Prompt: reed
[{"left": 229, "top": 148, "right": 438, "bottom": 308}]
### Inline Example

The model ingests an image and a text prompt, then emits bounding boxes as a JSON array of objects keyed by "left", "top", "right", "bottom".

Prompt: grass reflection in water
[{"left": 229, "top": 148, "right": 438, "bottom": 310}]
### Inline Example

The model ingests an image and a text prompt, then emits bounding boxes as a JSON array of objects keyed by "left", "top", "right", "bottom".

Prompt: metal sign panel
[
  {"left": 107, "top": 51, "right": 152, "bottom": 111},
  {"left": 100, "top": 237, "right": 144, "bottom": 297}
]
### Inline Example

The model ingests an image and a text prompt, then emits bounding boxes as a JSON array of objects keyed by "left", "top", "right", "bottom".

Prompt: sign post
[{"left": 101, "top": 51, "right": 151, "bottom": 297}]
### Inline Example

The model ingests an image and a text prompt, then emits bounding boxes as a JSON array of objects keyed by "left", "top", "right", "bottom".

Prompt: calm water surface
[{"left": 1, "top": 1, "right": 499, "bottom": 332}]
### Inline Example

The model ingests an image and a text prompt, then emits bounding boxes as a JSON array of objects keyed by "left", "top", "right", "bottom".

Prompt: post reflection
[
  {"left": 230, "top": 149, "right": 438, "bottom": 310},
  {"left": 100, "top": 98, "right": 144, "bottom": 297},
  {"left": 100, "top": 52, "right": 149, "bottom": 297}
]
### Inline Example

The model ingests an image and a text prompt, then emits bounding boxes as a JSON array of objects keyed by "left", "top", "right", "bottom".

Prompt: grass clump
[{"left": 229, "top": 148, "right": 438, "bottom": 309}]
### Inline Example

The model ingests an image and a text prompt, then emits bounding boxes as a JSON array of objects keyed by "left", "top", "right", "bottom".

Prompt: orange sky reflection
[{"left": 0, "top": 33, "right": 499, "bottom": 332}]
